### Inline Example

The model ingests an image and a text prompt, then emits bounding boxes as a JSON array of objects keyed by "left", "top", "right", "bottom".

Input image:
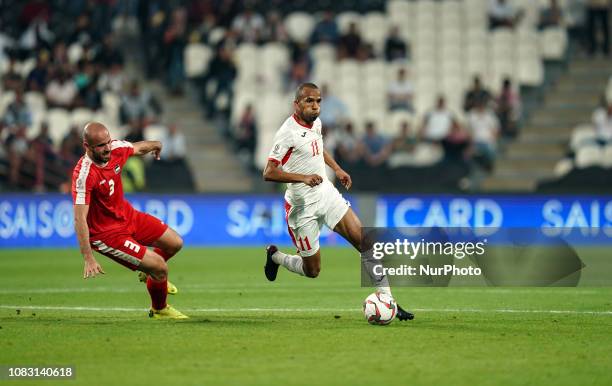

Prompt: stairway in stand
[{"left": 482, "top": 57, "right": 611, "bottom": 192}]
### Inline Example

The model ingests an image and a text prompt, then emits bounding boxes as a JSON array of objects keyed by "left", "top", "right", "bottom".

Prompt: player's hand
[
  {"left": 302, "top": 174, "right": 323, "bottom": 187},
  {"left": 83, "top": 257, "right": 105, "bottom": 279},
  {"left": 153, "top": 146, "right": 161, "bottom": 160},
  {"left": 336, "top": 168, "right": 352, "bottom": 190}
]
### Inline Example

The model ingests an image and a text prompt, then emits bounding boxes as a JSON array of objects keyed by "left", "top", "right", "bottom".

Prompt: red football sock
[
  {"left": 154, "top": 247, "right": 172, "bottom": 261},
  {"left": 146, "top": 276, "right": 168, "bottom": 310}
]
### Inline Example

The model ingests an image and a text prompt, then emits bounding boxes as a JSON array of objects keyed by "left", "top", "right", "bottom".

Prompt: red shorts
[{"left": 90, "top": 211, "right": 168, "bottom": 270}]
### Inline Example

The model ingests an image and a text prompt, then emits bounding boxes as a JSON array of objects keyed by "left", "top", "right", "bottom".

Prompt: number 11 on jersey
[{"left": 311, "top": 140, "right": 320, "bottom": 156}]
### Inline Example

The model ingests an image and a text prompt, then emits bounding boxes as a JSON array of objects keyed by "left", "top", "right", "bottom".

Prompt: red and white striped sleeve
[
  {"left": 268, "top": 128, "right": 293, "bottom": 166},
  {"left": 71, "top": 157, "right": 95, "bottom": 205}
]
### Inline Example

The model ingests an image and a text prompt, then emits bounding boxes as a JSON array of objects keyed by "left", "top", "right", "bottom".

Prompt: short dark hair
[{"left": 295, "top": 83, "right": 319, "bottom": 101}]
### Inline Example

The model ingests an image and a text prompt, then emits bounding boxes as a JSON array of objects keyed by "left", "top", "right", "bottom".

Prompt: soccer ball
[{"left": 363, "top": 292, "right": 397, "bottom": 325}]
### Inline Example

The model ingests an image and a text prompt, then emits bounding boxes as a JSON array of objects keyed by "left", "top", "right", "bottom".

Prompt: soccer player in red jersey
[{"left": 72, "top": 122, "right": 187, "bottom": 319}]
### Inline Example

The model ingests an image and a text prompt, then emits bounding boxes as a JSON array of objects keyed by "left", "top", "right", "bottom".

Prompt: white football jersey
[{"left": 268, "top": 114, "right": 331, "bottom": 206}]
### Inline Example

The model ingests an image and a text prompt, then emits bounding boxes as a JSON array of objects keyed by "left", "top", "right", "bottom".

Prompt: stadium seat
[
  {"left": 386, "top": 0, "right": 413, "bottom": 20},
  {"left": 540, "top": 27, "right": 568, "bottom": 60},
  {"left": 336, "top": 11, "right": 361, "bottom": 34},
  {"left": 311, "top": 43, "right": 337, "bottom": 64},
  {"left": 144, "top": 124, "right": 167, "bottom": 142},
  {"left": 553, "top": 158, "right": 574, "bottom": 177},
  {"left": 412, "top": 143, "right": 444, "bottom": 166},
  {"left": 68, "top": 43, "right": 84, "bottom": 64},
  {"left": 387, "top": 110, "right": 415, "bottom": 137},
  {"left": 47, "top": 108, "right": 71, "bottom": 146},
  {"left": 101, "top": 92, "right": 121, "bottom": 126},
  {"left": 517, "top": 57, "right": 544, "bottom": 87},
  {"left": 71, "top": 108, "right": 94, "bottom": 128},
  {"left": 570, "top": 125, "right": 597, "bottom": 150},
  {"left": 184, "top": 43, "right": 213, "bottom": 78},
  {"left": 285, "top": 12, "right": 315, "bottom": 43},
  {"left": 0, "top": 90, "right": 15, "bottom": 117},
  {"left": 207, "top": 26, "right": 226, "bottom": 46},
  {"left": 575, "top": 145, "right": 603, "bottom": 168}
]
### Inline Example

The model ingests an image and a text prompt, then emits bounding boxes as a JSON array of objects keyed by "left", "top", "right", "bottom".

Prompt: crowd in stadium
[
  {"left": 1, "top": 0, "right": 611, "bottom": 192},
  {"left": 0, "top": 0, "right": 190, "bottom": 192}
]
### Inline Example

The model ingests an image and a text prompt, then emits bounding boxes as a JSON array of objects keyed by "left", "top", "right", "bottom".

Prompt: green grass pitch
[{"left": 1, "top": 247, "right": 612, "bottom": 386}]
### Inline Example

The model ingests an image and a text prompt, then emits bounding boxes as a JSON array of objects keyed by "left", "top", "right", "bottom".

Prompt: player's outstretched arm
[
  {"left": 323, "top": 150, "right": 352, "bottom": 190},
  {"left": 132, "top": 140, "right": 162, "bottom": 160},
  {"left": 263, "top": 160, "right": 322, "bottom": 187},
  {"left": 74, "top": 204, "right": 105, "bottom": 279}
]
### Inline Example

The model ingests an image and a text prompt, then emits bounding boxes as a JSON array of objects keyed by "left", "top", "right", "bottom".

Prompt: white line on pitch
[
  {"left": 1, "top": 305, "right": 612, "bottom": 316},
  {"left": 0, "top": 287, "right": 604, "bottom": 295}
]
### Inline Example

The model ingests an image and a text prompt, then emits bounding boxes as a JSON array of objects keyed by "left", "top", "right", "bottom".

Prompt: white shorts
[{"left": 285, "top": 184, "right": 351, "bottom": 257}]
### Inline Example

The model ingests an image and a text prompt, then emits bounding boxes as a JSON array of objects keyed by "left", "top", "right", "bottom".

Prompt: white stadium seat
[
  {"left": 575, "top": 145, "right": 603, "bottom": 169},
  {"left": 570, "top": 125, "right": 597, "bottom": 150},
  {"left": 47, "top": 108, "right": 71, "bottom": 146},
  {"left": 184, "top": 43, "right": 213, "bottom": 78},
  {"left": 285, "top": 12, "right": 315, "bottom": 43}
]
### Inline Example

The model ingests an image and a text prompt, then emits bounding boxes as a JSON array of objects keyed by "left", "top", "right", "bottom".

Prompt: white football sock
[
  {"left": 272, "top": 250, "right": 305, "bottom": 276},
  {"left": 376, "top": 286, "right": 393, "bottom": 297}
]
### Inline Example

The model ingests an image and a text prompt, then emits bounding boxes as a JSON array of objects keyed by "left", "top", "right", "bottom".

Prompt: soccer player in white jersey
[{"left": 263, "top": 83, "right": 414, "bottom": 321}]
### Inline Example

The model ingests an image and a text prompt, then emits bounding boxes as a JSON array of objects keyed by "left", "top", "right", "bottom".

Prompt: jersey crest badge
[{"left": 114, "top": 165, "right": 120, "bottom": 174}]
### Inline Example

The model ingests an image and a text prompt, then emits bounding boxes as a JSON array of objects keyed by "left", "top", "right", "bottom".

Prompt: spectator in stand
[
  {"left": 68, "top": 12, "right": 94, "bottom": 45},
  {"left": 235, "top": 104, "right": 257, "bottom": 165},
  {"left": 310, "top": 11, "right": 339, "bottom": 44},
  {"left": 593, "top": 100, "right": 612, "bottom": 141},
  {"left": 261, "top": 11, "right": 289, "bottom": 43},
  {"left": 362, "top": 121, "right": 391, "bottom": 167},
  {"left": 45, "top": 70, "right": 78, "bottom": 109},
  {"left": 464, "top": 75, "right": 492, "bottom": 112},
  {"left": 335, "top": 122, "right": 362, "bottom": 165},
  {"left": 387, "top": 68, "right": 414, "bottom": 112},
  {"left": 2, "top": 89, "right": 32, "bottom": 128},
  {"left": 586, "top": 0, "right": 610, "bottom": 56},
  {"left": 94, "top": 33, "right": 124, "bottom": 69},
  {"left": 79, "top": 77, "right": 102, "bottom": 110},
  {"left": 2, "top": 58, "right": 24, "bottom": 92},
  {"left": 384, "top": 26, "right": 409, "bottom": 62},
  {"left": 26, "top": 51, "right": 50, "bottom": 92},
  {"left": 74, "top": 59, "right": 96, "bottom": 95},
  {"left": 119, "top": 80, "right": 162, "bottom": 125},
  {"left": 391, "top": 121, "right": 418, "bottom": 154},
  {"left": 202, "top": 44, "right": 236, "bottom": 118},
  {"left": 5, "top": 124, "right": 29, "bottom": 187},
  {"left": 98, "top": 62, "right": 125, "bottom": 94},
  {"left": 288, "top": 41, "right": 312, "bottom": 91},
  {"left": 232, "top": 6, "right": 265, "bottom": 43},
  {"left": 420, "top": 95, "right": 460, "bottom": 143},
  {"left": 50, "top": 41, "right": 69, "bottom": 69},
  {"left": 30, "top": 121, "right": 57, "bottom": 191},
  {"left": 467, "top": 99, "right": 501, "bottom": 170},
  {"left": 488, "top": 0, "right": 523, "bottom": 29},
  {"left": 60, "top": 125, "right": 83, "bottom": 166},
  {"left": 539, "top": 0, "right": 565, "bottom": 29},
  {"left": 441, "top": 121, "right": 471, "bottom": 162},
  {"left": 319, "top": 84, "right": 348, "bottom": 130},
  {"left": 496, "top": 78, "right": 522, "bottom": 137},
  {"left": 337, "top": 22, "right": 362, "bottom": 59},
  {"left": 124, "top": 117, "right": 146, "bottom": 143},
  {"left": 161, "top": 124, "right": 187, "bottom": 162},
  {"left": 163, "top": 7, "right": 188, "bottom": 94},
  {"left": 137, "top": 0, "right": 169, "bottom": 78}
]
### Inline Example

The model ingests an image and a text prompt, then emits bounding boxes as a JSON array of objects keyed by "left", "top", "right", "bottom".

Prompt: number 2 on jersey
[{"left": 311, "top": 140, "right": 320, "bottom": 156}]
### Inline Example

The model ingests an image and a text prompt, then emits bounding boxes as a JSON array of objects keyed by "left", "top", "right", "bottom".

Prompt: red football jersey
[{"left": 71, "top": 140, "right": 135, "bottom": 237}]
